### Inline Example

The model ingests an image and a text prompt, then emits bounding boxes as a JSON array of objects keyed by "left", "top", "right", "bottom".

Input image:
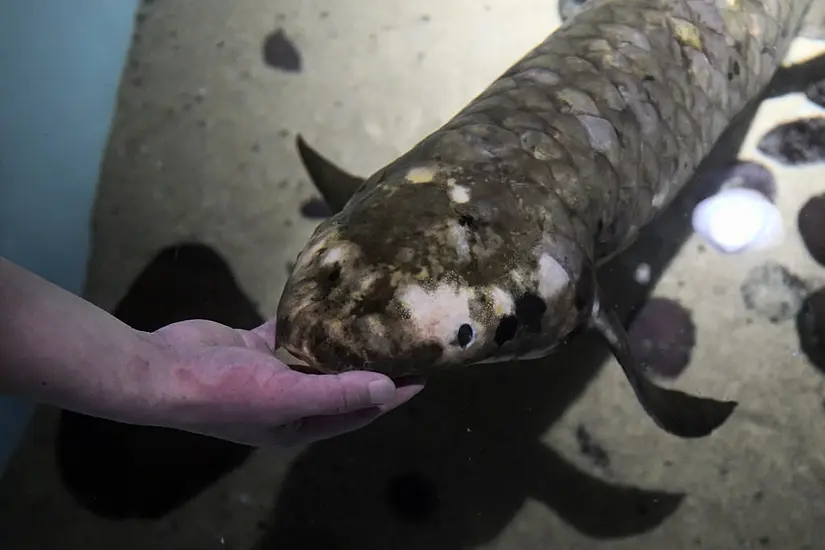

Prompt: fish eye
[{"left": 456, "top": 323, "right": 475, "bottom": 348}]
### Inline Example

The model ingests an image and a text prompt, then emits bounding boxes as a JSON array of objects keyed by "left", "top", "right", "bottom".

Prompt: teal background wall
[{"left": 0, "top": 0, "right": 139, "bottom": 476}]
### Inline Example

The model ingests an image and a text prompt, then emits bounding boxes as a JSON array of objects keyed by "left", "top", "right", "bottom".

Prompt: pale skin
[{"left": 0, "top": 257, "right": 425, "bottom": 447}]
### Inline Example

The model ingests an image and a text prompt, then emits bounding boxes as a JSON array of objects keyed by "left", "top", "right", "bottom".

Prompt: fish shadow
[
  {"left": 252, "top": 55, "right": 820, "bottom": 550},
  {"left": 55, "top": 243, "right": 258, "bottom": 519}
]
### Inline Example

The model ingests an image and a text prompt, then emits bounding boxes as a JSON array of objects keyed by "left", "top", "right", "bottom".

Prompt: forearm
[{"left": 0, "top": 257, "right": 164, "bottom": 422}]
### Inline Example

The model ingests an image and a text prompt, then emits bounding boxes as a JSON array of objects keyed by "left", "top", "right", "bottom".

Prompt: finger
[
  {"left": 282, "top": 383, "right": 427, "bottom": 445},
  {"left": 250, "top": 319, "right": 277, "bottom": 350},
  {"left": 181, "top": 382, "right": 426, "bottom": 449},
  {"left": 375, "top": 380, "right": 426, "bottom": 413},
  {"left": 236, "top": 328, "right": 277, "bottom": 354},
  {"left": 236, "top": 332, "right": 276, "bottom": 355},
  {"left": 279, "top": 370, "right": 401, "bottom": 420},
  {"left": 393, "top": 375, "right": 427, "bottom": 390}
]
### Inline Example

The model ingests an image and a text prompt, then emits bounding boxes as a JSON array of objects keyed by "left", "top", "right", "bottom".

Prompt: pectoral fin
[
  {"left": 588, "top": 293, "right": 737, "bottom": 438},
  {"left": 295, "top": 135, "right": 366, "bottom": 214}
]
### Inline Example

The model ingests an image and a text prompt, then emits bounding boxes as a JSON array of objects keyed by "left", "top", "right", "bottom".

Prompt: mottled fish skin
[{"left": 277, "top": 1, "right": 812, "bottom": 433}]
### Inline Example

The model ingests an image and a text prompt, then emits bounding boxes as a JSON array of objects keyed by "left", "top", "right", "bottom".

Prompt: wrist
[
  {"left": 0, "top": 258, "right": 175, "bottom": 424},
  {"left": 89, "top": 329, "right": 176, "bottom": 425},
  {"left": 30, "top": 328, "right": 173, "bottom": 426}
]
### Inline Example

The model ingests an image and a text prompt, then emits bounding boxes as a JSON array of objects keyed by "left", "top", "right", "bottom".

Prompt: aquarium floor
[{"left": 3, "top": 2, "right": 825, "bottom": 549}]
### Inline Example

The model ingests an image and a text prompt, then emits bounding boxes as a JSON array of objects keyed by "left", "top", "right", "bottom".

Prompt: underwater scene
[{"left": 2, "top": 1, "right": 825, "bottom": 549}]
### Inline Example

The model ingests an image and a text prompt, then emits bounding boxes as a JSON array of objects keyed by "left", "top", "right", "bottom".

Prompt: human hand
[{"left": 143, "top": 319, "right": 425, "bottom": 447}]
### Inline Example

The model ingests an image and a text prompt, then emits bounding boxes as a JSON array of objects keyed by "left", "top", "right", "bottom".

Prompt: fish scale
[
  {"left": 433, "top": 0, "right": 808, "bottom": 260},
  {"left": 278, "top": 0, "right": 816, "bottom": 439}
]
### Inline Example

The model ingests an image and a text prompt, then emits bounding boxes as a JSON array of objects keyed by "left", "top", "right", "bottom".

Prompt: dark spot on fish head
[
  {"left": 740, "top": 262, "right": 809, "bottom": 324},
  {"left": 727, "top": 59, "right": 740, "bottom": 81},
  {"left": 627, "top": 297, "right": 696, "bottom": 379},
  {"left": 456, "top": 323, "right": 474, "bottom": 348},
  {"left": 514, "top": 292, "right": 546, "bottom": 333},
  {"left": 573, "top": 261, "right": 596, "bottom": 318},
  {"left": 757, "top": 117, "right": 825, "bottom": 166},
  {"left": 494, "top": 315, "right": 519, "bottom": 346},
  {"left": 495, "top": 237, "right": 597, "bottom": 362},
  {"left": 795, "top": 287, "right": 825, "bottom": 374},
  {"left": 798, "top": 193, "right": 825, "bottom": 267},
  {"left": 385, "top": 471, "right": 439, "bottom": 523},
  {"left": 262, "top": 28, "right": 302, "bottom": 72},
  {"left": 457, "top": 213, "right": 476, "bottom": 229}
]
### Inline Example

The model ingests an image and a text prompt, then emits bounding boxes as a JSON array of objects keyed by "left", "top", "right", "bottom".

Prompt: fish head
[{"left": 276, "top": 163, "right": 597, "bottom": 377}]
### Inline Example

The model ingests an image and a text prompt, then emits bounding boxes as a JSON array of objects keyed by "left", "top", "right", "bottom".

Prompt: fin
[
  {"left": 295, "top": 134, "right": 366, "bottom": 214},
  {"left": 588, "top": 293, "right": 737, "bottom": 438},
  {"left": 801, "top": 2, "right": 825, "bottom": 41}
]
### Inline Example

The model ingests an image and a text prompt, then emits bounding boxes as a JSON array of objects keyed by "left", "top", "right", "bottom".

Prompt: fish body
[{"left": 278, "top": 0, "right": 816, "bottom": 438}]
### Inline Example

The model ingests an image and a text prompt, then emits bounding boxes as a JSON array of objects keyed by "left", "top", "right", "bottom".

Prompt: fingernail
[{"left": 368, "top": 379, "right": 396, "bottom": 404}]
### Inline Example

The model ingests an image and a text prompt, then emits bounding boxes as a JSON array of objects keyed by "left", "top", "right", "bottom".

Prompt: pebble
[
  {"left": 627, "top": 298, "right": 696, "bottom": 379},
  {"left": 798, "top": 193, "right": 825, "bottom": 267},
  {"left": 691, "top": 187, "right": 783, "bottom": 254}
]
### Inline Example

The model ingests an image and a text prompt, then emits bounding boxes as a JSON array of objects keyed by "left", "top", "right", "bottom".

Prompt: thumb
[
  {"left": 250, "top": 319, "right": 277, "bottom": 350},
  {"left": 284, "top": 370, "right": 400, "bottom": 419}
]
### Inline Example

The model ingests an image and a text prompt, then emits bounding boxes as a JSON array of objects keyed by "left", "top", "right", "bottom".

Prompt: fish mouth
[
  {"left": 277, "top": 276, "right": 451, "bottom": 377},
  {"left": 275, "top": 282, "right": 390, "bottom": 375}
]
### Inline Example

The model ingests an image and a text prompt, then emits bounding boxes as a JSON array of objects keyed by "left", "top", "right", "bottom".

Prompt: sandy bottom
[{"left": 2, "top": 2, "right": 825, "bottom": 549}]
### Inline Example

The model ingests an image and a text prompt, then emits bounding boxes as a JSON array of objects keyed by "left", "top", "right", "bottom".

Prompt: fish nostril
[{"left": 328, "top": 264, "right": 341, "bottom": 283}]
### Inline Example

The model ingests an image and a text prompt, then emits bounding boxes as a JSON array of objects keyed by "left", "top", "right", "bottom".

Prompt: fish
[{"left": 277, "top": 0, "right": 823, "bottom": 439}]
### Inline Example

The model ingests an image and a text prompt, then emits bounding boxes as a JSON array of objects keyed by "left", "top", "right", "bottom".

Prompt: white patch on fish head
[
  {"left": 283, "top": 231, "right": 363, "bottom": 300},
  {"left": 446, "top": 178, "right": 471, "bottom": 204},
  {"left": 509, "top": 269, "right": 526, "bottom": 287},
  {"left": 652, "top": 188, "right": 669, "bottom": 209},
  {"left": 320, "top": 245, "right": 349, "bottom": 266},
  {"left": 293, "top": 227, "right": 339, "bottom": 270},
  {"left": 537, "top": 253, "right": 570, "bottom": 300},
  {"left": 405, "top": 164, "right": 439, "bottom": 184},
  {"left": 446, "top": 220, "right": 472, "bottom": 262},
  {"left": 396, "top": 282, "right": 483, "bottom": 360},
  {"left": 489, "top": 285, "right": 515, "bottom": 317}
]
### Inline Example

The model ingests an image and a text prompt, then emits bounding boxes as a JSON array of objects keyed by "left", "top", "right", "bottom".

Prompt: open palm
[{"left": 147, "top": 319, "right": 424, "bottom": 447}]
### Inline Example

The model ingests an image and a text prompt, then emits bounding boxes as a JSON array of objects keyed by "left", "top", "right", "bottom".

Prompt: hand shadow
[
  {"left": 252, "top": 55, "right": 824, "bottom": 550},
  {"left": 55, "top": 243, "right": 258, "bottom": 519}
]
